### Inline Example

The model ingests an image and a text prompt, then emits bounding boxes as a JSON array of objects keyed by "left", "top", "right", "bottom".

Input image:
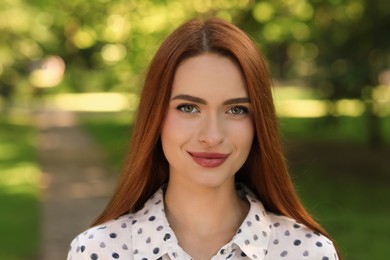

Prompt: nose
[{"left": 198, "top": 114, "right": 224, "bottom": 147}]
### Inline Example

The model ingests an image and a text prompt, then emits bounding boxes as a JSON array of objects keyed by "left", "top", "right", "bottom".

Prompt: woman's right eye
[{"left": 176, "top": 104, "right": 199, "bottom": 113}]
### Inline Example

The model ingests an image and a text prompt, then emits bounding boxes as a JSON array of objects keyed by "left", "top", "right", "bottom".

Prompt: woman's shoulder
[
  {"left": 266, "top": 213, "right": 338, "bottom": 259},
  {"left": 67, "top": 213, "right": 135, "bottom": 260}
]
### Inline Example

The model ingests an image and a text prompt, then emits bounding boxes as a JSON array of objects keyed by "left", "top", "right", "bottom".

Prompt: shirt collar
[
  {"left": 131, "top": 184, "right": 271, "bottom": 260},
  {"left": 131, "top": 187, "right": 180, "bottom": 260},
  {"left": 231, "top": 184, "right": 272, "bottom": 259}
]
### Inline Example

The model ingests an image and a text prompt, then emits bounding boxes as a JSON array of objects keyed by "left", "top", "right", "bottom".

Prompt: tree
[
  {"left": 1, "top": 0, "right": 389, "bottom": 146},
  {"left": 0, "top": 0, "right": 250, "bottom": 103},
  {"left": 236, "top": 0, "right": 390, "bottom": 148}
]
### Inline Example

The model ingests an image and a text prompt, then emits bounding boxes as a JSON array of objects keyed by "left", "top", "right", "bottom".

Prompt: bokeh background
[{"left": 1, "top": 0, "right": 389, "bottom": 259}]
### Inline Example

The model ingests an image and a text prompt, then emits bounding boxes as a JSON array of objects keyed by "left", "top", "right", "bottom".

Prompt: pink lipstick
[{"left": 188, "top": 152, "right": 229, "bottom": 168}]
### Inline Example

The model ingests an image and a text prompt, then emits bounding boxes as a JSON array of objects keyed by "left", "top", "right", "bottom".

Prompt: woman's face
[{"left": 161, "top": 53, "right": 254, "bottom": 189}]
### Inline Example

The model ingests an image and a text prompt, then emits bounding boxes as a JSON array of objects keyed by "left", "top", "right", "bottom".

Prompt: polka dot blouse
[{"left": 67, "top": 184, "right": 338, "bottom": 260}]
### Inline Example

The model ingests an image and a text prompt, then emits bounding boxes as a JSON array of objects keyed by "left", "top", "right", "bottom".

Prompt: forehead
[{"left": 171, "top": 54, "right": 248, "bottom": 98}]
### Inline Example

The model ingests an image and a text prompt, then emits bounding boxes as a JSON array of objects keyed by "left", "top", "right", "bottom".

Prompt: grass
[
  {"left": 290, "top": 157, "right": 390, "bottom": 259},
  {"left": 280, "top": 116, "right": 390, "bottom": 259},
  {"left": 78, "top": 112, "right": 134, "bottom": 172},
  {"left": 279, "top": 116, "right": 390, "bottom": 144},
  {"left": 81, "top": 113, "right": 390, "bottom": 259},
  {"left": 0, "top": 113, "right": 41, "bottom": 260}
]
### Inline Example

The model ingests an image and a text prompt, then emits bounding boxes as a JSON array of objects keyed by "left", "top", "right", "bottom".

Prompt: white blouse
[{"left": 67, "top": 184, "right": 338, "bottom": 260}]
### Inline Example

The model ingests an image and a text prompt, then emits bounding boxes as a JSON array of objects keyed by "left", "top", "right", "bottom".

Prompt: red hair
[{"left": 93, "top": 17, "right": 340, "bottom": 257}]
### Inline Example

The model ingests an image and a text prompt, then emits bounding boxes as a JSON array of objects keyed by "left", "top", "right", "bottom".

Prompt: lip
[{"left": 188, "top": 152, "right": 229, "bottom": 168}]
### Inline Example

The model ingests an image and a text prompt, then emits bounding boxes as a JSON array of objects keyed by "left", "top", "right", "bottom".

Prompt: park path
[{"left": 34, "top": 109, "right": 116, "bottom": 260}]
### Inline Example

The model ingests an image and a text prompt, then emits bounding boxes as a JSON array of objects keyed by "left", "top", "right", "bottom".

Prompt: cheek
[
  {"left": 161, "top": 112, "right": 193, "bottom": 150},
  {"left": 228, "top": 119, "right": 255, "bottom": 150}
]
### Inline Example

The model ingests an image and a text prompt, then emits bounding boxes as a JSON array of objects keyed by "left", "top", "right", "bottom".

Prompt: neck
[{"left": 164, "top": 180, "right": 249, "bottom": 237}]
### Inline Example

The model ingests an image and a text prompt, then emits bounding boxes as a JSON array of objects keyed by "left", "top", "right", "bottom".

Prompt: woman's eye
[
  {"left": 227, "top": 106, "right": 249, "bottom": 115},
  {"left": 177, "top": 104, "right": 199, "bottom": 113}
]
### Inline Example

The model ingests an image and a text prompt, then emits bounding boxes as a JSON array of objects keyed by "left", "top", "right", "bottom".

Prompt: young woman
[{"left": 67, "top": 18, "right": 340, "bottom": 260}]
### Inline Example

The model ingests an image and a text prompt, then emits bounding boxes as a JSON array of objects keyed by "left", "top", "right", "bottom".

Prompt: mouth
[{"left": 188, "top": 152, "right": 229, "bottom": 168}]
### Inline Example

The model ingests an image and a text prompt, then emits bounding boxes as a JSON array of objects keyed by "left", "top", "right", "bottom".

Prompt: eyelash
[
  {"left": 227, "top": 106, "right": 250, "bottom": 115},
  {"left": 176, "top": 104, "right": 249, "bottom": 116},
  {"left": 176, "top": 104, "right": 199, "bottom": 113}
]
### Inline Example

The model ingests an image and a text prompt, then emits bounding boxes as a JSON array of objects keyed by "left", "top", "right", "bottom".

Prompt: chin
[{"left": 186, "top": 169, "right": 236, "bottom": 190}]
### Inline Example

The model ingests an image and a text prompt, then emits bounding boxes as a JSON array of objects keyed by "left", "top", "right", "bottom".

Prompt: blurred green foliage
[
  {"left": 1, "top": 0, "right": 389, "bottom": 146},
  {"left": 0, "top": 115, "right": 40, "bottom": 260},
  {"left": 0, "top": 0, "right": 249, "bottom": 97},
  {"left": 1, "top": 0, "right": 389, "bottom": 96},
  {"left": 238, "top": 0, "right": 390, "bottom": 97}
]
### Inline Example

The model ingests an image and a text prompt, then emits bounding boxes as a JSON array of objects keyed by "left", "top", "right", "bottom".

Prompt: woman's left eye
[
  {"left": 176, "top": 104, "right": 199, "bottom": 113},
  {"left": 227, "top": 106, "right": 249, "bottom": 115}
]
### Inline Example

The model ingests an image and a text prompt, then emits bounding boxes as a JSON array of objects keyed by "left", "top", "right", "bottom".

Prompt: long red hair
[{"left": 93, "top": 17, "right": 339, "bottom": 257}]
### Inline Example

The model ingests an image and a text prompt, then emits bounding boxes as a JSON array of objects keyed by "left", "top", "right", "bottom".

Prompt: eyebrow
[{"left": 171, "top": 94, "right": 250, "bottom": 105}]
